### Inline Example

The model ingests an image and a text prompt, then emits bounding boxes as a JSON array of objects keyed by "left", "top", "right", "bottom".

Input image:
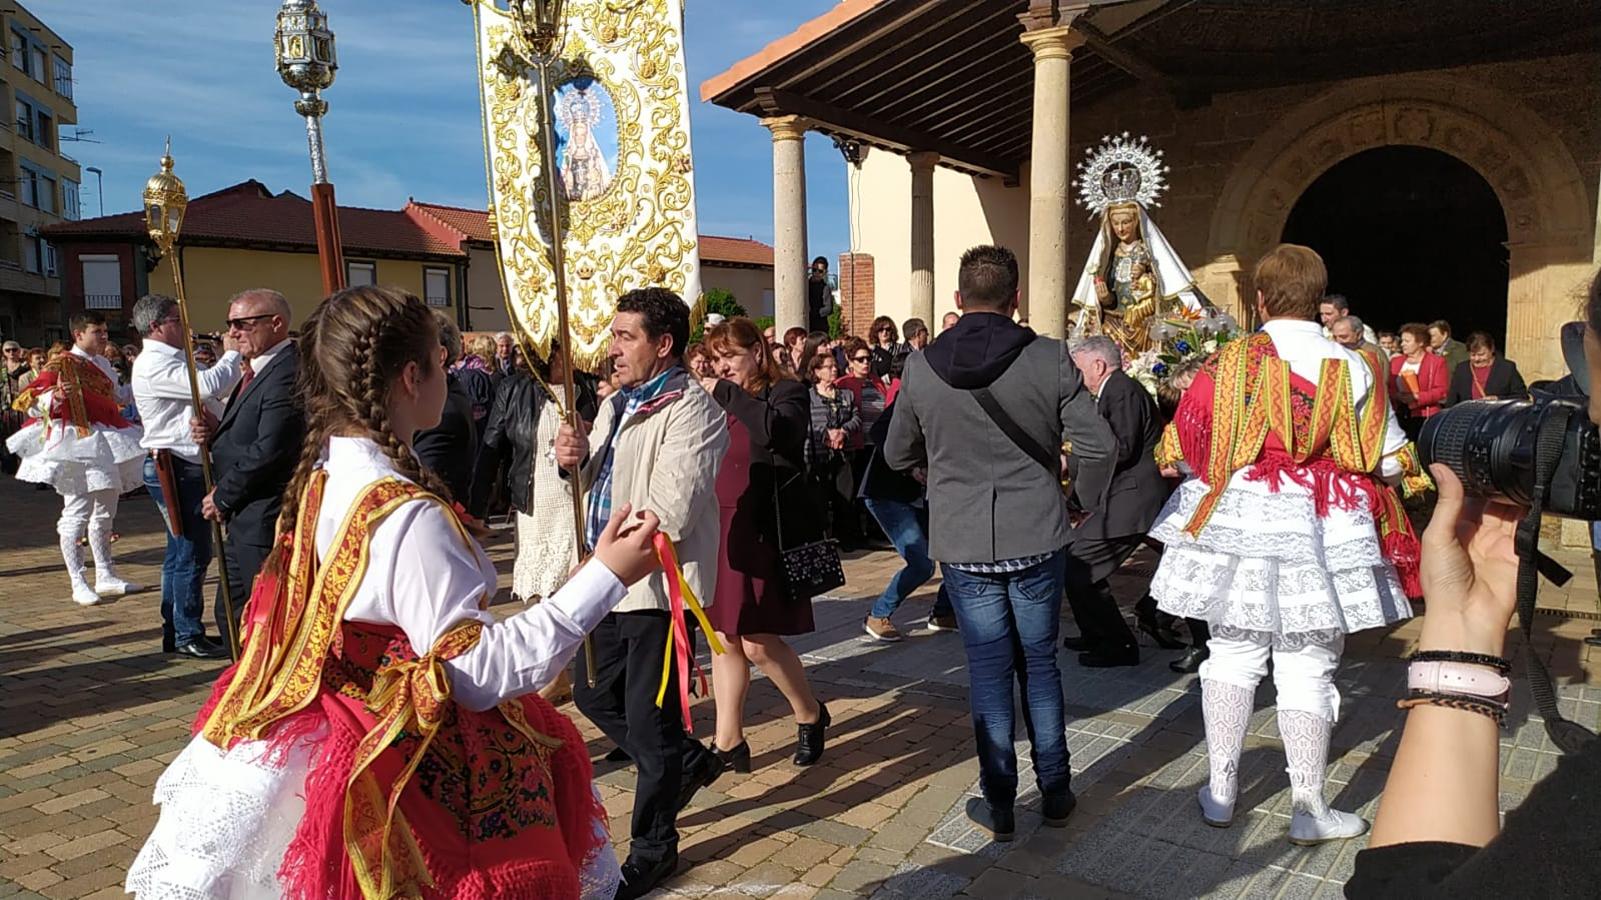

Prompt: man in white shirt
[
  {"left": 1318, "top": 293, "right": 1379, "bottom": 346},
  {"left": 131, "top": 294, "right": 243, "bottom": 659}
]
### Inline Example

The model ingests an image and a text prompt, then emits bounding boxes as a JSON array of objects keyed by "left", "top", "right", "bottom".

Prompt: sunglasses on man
[{"left": 226, "top": 313, "right": 276, "bottom": 331}]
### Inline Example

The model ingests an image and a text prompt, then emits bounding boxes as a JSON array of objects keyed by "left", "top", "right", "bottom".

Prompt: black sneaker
[
  {"left": 1042, "top": 790, "right": 1077, "bottom": 827},
  {"left": 964, "top": 796, "right": 1015, "bottom": 842},
  {"left": 614, "top": 851, "right": 677, "bottom": 900}
]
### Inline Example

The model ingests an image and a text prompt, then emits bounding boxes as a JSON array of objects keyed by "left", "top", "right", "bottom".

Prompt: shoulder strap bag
[{"left": 773, "top": 469, "right": 846, "bottom": 604}]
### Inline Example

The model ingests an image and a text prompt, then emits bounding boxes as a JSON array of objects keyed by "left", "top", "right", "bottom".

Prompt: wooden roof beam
[{"left": 754, "top": 87, "right": 1017, "bottom": 181}]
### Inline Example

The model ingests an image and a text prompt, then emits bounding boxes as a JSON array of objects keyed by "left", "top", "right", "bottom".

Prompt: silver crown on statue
[{"left": 1076, "top": 132, "right": 1169, "bottom": 217}]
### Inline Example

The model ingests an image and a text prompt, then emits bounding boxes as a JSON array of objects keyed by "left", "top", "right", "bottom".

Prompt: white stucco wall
[{"left": 848, "top": 149, "right": 1032, "bottom": 331}]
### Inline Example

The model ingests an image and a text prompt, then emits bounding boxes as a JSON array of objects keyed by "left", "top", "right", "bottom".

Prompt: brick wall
[{"left": 837, "top": 252, "right": 874, "bottom": 337}]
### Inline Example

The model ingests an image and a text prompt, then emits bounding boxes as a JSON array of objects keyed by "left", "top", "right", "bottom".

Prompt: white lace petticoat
[
  {"left": 126, "top": 733, "right": 621, "bottom": 899},
  {"left": 6, "top": 422, "right": 144, "bottom": 495},
  {"left": 1149, "top": 472, "right": 1413, "bottom": 637}
]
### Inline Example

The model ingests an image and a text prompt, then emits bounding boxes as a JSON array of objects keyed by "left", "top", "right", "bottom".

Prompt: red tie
[{"left": 239, "top": 358, "right": 255, "bottom": 394}]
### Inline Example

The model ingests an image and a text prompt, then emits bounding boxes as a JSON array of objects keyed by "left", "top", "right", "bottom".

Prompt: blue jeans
[
  {"left": 943, "top": 550, "right": 1071, "bottom": 807},
  {"left": 143, "top": 455, "right": 212, "bottom": 645},
  {"left": 863, "top": 497, "right": 954, "bottom": 620}
]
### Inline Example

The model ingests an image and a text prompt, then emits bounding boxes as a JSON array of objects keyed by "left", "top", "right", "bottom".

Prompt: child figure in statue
[{"left": 1095, "top": 254, "right": 1161, "bottom": 357}]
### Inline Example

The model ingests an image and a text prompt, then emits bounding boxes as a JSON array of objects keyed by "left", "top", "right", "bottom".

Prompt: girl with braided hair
[{"left": 128, "top": 285, "right": 663, "bottom": 900}]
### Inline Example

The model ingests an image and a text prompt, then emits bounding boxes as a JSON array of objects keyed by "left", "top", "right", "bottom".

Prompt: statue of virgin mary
[{"left": 1070, "top": 133, "right": 1206, "bottom": 357}]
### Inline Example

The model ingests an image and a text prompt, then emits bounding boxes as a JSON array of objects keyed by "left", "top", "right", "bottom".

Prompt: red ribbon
[{"left": 651, "top": 533, "right": 724, "bottom": 733}]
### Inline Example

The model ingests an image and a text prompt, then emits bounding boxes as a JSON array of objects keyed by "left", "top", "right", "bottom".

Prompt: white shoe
[
  {"left": 1288, "top": 808, "right": 1368, "bottom": 846},
  {"left": 95, "top": 577, "right": 142, "bottom": 597},
  {"left": 72, "top": 581, "right": 104, "bottom": 606},
  {"left": 1198, "top": 784, "right": 1234, "bottom": 828}
]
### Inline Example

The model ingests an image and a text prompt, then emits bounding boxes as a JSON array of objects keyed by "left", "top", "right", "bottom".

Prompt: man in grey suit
[{"left": 885, "top": 244, "right": 1116, "bottom": 842}]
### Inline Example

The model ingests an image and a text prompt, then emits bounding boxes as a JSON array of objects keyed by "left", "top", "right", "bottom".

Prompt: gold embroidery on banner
[{"left": 477, "top": 0, "right": 699, "bottom": 371}]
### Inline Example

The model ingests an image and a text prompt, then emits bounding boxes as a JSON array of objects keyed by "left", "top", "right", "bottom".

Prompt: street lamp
[
  {"left": 84, "top": 165, "right": 104, "bottom": 217},
  {"left": 143, "top": 143, "right": 241, "bottom": 660},
  {"left": 274, "top": 0, "right": 344, "bottom": 293}
]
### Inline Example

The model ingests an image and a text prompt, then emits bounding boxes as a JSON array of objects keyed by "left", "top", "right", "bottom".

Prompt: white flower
[{"left": 1202, "top": 339, "right": 1217, "bottom": 354}]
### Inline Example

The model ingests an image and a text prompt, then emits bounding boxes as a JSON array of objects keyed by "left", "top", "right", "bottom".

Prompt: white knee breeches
[
  {"left": 1199, "top": 627, "right": 1345, "bottom": 722},
  {"left": 59, "top": 488, "right": 120, "bottom": 540}
]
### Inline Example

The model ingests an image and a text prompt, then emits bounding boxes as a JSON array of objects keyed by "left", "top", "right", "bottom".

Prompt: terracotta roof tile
[
  {"left": 698, "top": 234, "right": 774, "bottom": 267},
  {"left": 44, "top": 181, "right": 775, "bottom": 267},
  {"left": 44, "top": 181, "right": 463, "bottom": 258}
]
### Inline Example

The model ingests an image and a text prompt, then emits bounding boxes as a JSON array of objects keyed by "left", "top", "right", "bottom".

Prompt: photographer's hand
[
  {"left": 1416, "top": 464, "right": 1522, "bottom": 657},
  {"left": 1370, "top": 464, "right": 1523, "bottom": 852}
]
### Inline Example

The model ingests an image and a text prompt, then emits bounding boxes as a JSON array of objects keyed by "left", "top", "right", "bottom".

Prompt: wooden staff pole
[
  {"left": 167, "top": 250, "right": 242, "bottom": 660},
  {"left": 534, "top": 54, "right": 597, "bottom": 687}
]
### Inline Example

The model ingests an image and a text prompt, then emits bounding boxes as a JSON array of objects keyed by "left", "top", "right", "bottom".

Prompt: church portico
[{"left": 703, "top": 0, "right": 1598, "bottom": 377}]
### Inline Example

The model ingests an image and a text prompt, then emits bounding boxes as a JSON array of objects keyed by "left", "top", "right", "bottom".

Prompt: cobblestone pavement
[{"left": 3, "top": 474, "right": 1600, "bottom": 899}]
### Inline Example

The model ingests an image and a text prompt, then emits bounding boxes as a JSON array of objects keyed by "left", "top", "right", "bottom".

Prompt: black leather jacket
[{"left": 478, "top": 370, "right": 599, "bottom": 514}]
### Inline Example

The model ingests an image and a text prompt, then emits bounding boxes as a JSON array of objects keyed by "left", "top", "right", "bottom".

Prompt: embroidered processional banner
[{"left": 471, "top": 0, "right": 701, "bottom": 370}]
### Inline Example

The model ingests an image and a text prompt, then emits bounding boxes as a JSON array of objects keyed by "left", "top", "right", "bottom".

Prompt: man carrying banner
[{"left": 555, "top": 288, "right": 728, "bottom": 899}]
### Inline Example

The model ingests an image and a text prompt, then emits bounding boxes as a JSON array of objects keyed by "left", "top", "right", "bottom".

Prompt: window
[
  {"left": 81, "top": 254, "right": 121, "bottom": 309},
  {"left": 346, "top": 260, "right": 376, "bottom": 286},
  {"left": 423, "top": 267, "right": 450, "bottom": 307},
  {"left": 29, "top": 46, "right": 44, "bottom": 84},
  {"left": 61, "top": 179, "right": 78, "bottom": 220},
  {"left": 44, "top": 241, "right": 56, "bottom": 277},
  {"left": 14, "top": 98, "right": 30, "bottom": 142},
  {"left": 22, "top": 234, "right": 39, "bottom": 274},
  {"left": 34, "top": 109, "right": 50, "bottom": 150},
  {"left": 9, "top": 31, "right": 25, "bottom": 73},
  {"left": 17, "top": 166, "right": 37, "bottom": 208},
  {"left": 37, "top": 174, "right": 53, "bottom": 214},
  {"left": 52, "top": 56, "right": 70, "bottom": 99}
]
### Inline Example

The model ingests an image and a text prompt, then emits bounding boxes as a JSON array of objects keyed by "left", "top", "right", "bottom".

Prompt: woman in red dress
[
  {"left": 1389, "top": 322, "right": 1449, "bottom": 440},
  {"left": 696, "top": 317, "right": 830, "bottom": 773}
]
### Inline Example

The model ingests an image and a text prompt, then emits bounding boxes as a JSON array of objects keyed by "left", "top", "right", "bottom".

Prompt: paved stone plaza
[{"left": 2, "top": 474, "right": 1600, "bottom": 899}]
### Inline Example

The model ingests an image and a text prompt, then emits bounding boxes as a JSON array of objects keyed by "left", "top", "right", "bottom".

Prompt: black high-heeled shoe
[
  {"left": 714, "top": 740, "right": 752, "bottom": 774},
  {"left": 793, "top": 702, "right": 830, "bottom": 767}
]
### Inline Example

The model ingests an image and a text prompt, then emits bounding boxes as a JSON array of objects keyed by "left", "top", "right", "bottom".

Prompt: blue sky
[{"left": 38, "top": 0, "right": 847, "bottom": 259}]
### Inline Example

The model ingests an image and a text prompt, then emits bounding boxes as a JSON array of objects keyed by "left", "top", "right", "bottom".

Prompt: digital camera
[{"left": 1420, "top": 397, "right": 1601, "bottom": 519}]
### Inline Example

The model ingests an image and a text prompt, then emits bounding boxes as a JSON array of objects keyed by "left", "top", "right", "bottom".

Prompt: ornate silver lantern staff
[
  {"left": 275, "top": 0, "right": 346, "bottom": 294},
  {"left": 143, "top": 144, "right": 242, "bottom": 659}
]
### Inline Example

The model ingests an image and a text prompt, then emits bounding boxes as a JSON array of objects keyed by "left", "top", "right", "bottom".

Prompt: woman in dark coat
[
  {"left": 697, "top": 317, "right": 830, "bottom": 773},
  {"left": 1444, "top": 331, "right": 1527, "bottom": 406}
]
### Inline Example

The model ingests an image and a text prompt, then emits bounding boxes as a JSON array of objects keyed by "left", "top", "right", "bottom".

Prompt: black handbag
[{"left": 773, "top": 472, "right": 845, "bottom": 603}]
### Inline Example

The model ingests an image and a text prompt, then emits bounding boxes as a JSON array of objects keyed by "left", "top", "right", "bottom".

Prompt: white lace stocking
[
  {"left": 1201, "top": 678, "right": 1253, "bottom": 805},
  {"left": 59, "top": 531, "right": 89, "bottom": 590},
  {"left": 1279, "top": 709, "right": 1335, "bottom": 821},
  {"left": 88, "top": 519, "right": 120, "bottom": 581}
]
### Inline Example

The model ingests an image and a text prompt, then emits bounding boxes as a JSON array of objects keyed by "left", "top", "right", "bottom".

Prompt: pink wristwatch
[{"left": 1407, "top": 660, "right": 1512, "bottom": 703}]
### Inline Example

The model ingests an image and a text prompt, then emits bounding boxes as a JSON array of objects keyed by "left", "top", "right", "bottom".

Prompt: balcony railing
[{"left": 84, "top": 292, "right": 122, "bottom": 310}]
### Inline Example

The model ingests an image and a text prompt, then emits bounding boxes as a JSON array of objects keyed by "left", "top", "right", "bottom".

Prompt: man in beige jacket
[{"left": 555, "top": 287, "right": 728, "bottom": 899}]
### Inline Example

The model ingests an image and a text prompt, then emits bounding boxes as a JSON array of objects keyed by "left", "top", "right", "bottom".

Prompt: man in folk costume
[
  {"left": 1149, "top": 245, "right": 1432, "bottom": 845},
  {"left": 127, "top": 286, "right": 664, "bottom": 900},
  {"left": 7, "top": 310, "right": 145, "bottom": 605}
]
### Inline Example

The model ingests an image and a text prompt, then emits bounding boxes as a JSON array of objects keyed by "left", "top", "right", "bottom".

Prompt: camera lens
[
  {"left": 1419, "top": 400, "right": 1539, "bottom": 507},
  {"left": 1420, "top": 398, "right": 1601, "bottom": 519}
]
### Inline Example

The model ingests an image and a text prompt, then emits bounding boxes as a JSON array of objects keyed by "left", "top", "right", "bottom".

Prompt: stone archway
[{"left": 1204, "top": 72, "right": 1594, "bottom": 379}]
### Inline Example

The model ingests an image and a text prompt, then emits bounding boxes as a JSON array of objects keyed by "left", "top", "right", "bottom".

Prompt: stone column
[
  {"left": 763, "top": 114, "right": 809, "bottom": 336},
  {"left": 1018, "top": 26, "right": 1085, "bottom": 337},
  {"left": 908, "top": 150, "right": 940, "bottom": 328}
]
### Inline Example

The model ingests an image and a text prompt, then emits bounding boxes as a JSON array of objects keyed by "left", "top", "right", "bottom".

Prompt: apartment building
[{"left": 0, "top": 2, "right": 78, "bottom": 346}]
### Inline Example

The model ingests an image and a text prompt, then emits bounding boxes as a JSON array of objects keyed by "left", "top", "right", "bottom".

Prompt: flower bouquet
[{"left": 1125, "top": 307, "right": 1243, "bottom": 396}]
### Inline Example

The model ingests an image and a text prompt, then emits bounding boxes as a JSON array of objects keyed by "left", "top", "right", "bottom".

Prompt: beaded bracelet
[
  {"left": 1398, "top": 690, "right": 1508, "bottom": 726},
  {"left": 1407, "top": 649, "right": 1512, "bottom": 675}
]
